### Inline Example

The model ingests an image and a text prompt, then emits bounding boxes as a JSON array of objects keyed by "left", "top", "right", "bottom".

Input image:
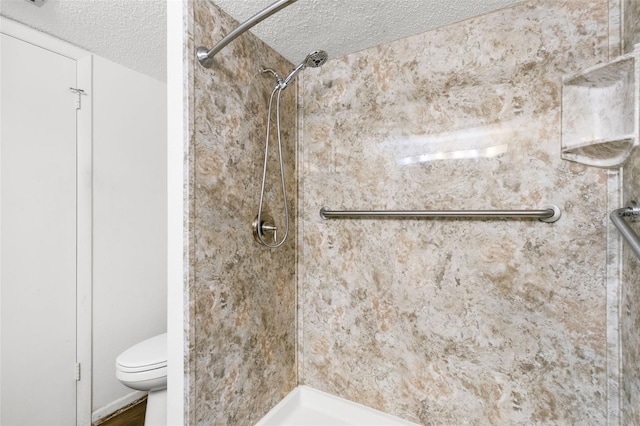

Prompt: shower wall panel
[
  {"left": 299, "top": 0, "right": 610, "bottom": 423},
  {"left": 621, "top": 4, "right": 640, "bottom": 424},
  {"left": 622, "top": 154, "right": 640, "bottom": 424},
  {"left": 189, "top": 0, "right": 297, "bottom": 424},
  {"left": 620, "top": 158, "right": 640, "bottom": 425},
  {"left": 623, "top": 0, "right": 640, "bottom": 53}
]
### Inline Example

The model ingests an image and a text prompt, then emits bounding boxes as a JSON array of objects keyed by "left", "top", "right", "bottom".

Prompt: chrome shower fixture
[
  {"left": 262, "top": 50, "right": 328, "bottom": 90},
  {"left": 254, "top": 50, "right": 327, "bottom": 248},
  {"left": 259, "top": 67, "right": 285, "bottom": 88},
  {"left": 281, "top": 50, "right": 328, "bottom": 89}
]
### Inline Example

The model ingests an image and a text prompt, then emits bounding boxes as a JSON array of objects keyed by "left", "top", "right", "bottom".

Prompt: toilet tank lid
[{"left": 116, "top": 333, "right": 167, "bottom": 371}]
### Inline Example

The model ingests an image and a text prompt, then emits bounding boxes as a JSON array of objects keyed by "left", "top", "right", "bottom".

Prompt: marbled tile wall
[
  {"left": 190, "top": 0, "right": 297, "bottom": 424},
  {"left": 623, "top": 0, "right": 640, "bottom": 53},
  {"left": 621, "top": 3, "right": 640, "bottom": 425},
  {"left": 298, "top": 1, "right": 610, "bottom": 424},
  {"left": 621, "top": 152, "right": 640, "bottom": 424}
]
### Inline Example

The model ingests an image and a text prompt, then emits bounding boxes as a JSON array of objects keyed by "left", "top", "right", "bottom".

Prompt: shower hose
[{"left": 256, "top": 84, "right": 289, "bottom": 248}]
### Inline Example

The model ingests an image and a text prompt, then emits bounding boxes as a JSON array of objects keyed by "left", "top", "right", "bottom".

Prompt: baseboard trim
[{"left": 92, "top": 391, "right": 147, "bottom": 424}]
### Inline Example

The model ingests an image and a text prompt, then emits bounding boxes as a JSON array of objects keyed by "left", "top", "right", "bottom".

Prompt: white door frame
[
  {"left": 166, "top": 1, "right": 187, "bottom": 424},
  {"left": 0, "top": 17, "right": 93, "bottom": 426}
]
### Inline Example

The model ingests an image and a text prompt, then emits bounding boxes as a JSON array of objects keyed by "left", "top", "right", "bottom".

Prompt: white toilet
[{"left": 116, "top": 333, "right": 167, "bottom": 426}]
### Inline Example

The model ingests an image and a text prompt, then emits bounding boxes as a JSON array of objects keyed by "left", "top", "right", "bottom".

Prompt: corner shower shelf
[{"left": 561, "top": 45, "right": 640, "bottom": 168}]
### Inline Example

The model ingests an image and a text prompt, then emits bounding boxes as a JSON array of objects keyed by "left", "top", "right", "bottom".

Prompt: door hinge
[
  {"left": 69, "top": 87, "right": 85, "bottom": 110},
  {"left": 75, "top": 363, "right": 81, "bottom": 381}
]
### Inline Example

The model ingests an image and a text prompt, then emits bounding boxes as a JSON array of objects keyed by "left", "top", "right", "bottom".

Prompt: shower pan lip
[{"left": 255, "top": 385, "right": 420, "bottom": 425}]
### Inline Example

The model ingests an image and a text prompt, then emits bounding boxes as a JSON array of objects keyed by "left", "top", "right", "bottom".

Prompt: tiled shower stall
[{"left": 182, "top": 0, "right": 640, "bottom": 423}]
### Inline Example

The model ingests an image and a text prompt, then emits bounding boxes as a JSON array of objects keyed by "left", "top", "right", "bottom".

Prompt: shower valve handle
[
  {"left": 262, "top": 223, "right": 277, "bottom": 240},
  {"left": 252, "top": 214, "right": 278, "bottom": 245}
]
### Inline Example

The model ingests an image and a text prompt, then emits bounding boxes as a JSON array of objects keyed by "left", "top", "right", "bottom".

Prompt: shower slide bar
[
  {"left": 197, "top": 0, "right": 298, "bottom": 68},
  {"left": 610, "top": 201, "right": 640, "bottom": 260},
  {"left": 319, "top": 204, "right": 562, "bottom": 223}
]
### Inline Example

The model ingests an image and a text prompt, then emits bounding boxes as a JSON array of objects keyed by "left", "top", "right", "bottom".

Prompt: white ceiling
[
  {"left": 0, "top": 0, "right": 525, "bottom": 83},
  {"left": 209, "top": 0, "right": 525, "bottom": 65},
  {"left": 0, "top": 0, "right": 167, "bottom": 82}
]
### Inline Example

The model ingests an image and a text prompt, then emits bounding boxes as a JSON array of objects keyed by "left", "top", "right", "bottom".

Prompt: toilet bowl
[{"left": 116, "top": 333, "right": 167, "bottom": 426}]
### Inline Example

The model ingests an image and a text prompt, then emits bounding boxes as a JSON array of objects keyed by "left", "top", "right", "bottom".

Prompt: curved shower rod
[{"left": 197, "top": 0, "right": 299, "bottom": 68}]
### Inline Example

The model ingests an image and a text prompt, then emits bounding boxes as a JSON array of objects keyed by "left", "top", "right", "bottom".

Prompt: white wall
[
  {"left": 1, "top": 11, "right": 169, "bottom": 423},
  {"left": 92, "top": 56, "right": 167, "bottom": 414}
]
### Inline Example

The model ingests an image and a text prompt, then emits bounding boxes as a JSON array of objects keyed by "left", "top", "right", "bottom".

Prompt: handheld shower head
[
  {"left": 281, "top": 50, "right": 328, "bottom": 88},
  {"left": 302, "top": 50, "right": 329, "bottom": 68}
]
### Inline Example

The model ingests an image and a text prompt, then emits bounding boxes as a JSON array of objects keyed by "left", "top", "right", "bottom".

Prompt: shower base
[{"left": 255, "top": 385, "right": 419, "bottom": 426}]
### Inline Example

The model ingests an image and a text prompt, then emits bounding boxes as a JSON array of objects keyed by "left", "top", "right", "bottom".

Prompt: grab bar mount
[{"left": 610, "top": 201, "right": 640, "bottom": 260}]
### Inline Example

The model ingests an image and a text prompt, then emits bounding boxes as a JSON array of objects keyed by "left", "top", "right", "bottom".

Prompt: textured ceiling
[
  {"left": 0, "top": 0, "right": 167, "bottom": 82},
  {"left": 210, "top": 0, "right": 525, "bottom": 65},
  {"left": 0, "top": 0, "right": 525, "bottom": 83}
]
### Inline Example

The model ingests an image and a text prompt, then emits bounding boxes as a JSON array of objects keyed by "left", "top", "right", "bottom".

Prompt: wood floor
[{"left": 94, "top": 396, "right": 147, "bottom": 426}]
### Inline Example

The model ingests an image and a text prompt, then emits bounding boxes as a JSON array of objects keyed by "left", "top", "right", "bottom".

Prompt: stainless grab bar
[
  {"left": 320, "top": 204, "right": 562, "bottom": 223},
  {"left": 197, "top": 0, "right": 298, "bottom": 68},
  {"left": 610, "top": 201, "right": 640, "bottom": 260}
]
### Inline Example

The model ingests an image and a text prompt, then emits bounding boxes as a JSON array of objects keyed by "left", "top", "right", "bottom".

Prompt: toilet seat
[
  {"left": 116, "top": 333, "right": 166, "bottom": 371},
  {"left": 116, "top": 333, "right": 167, "bottom": 391}
]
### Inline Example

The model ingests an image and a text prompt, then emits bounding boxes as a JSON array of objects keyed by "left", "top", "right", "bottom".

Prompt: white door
[{"left": 1, "top": 33, "right": 78, "bottom": 425}]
